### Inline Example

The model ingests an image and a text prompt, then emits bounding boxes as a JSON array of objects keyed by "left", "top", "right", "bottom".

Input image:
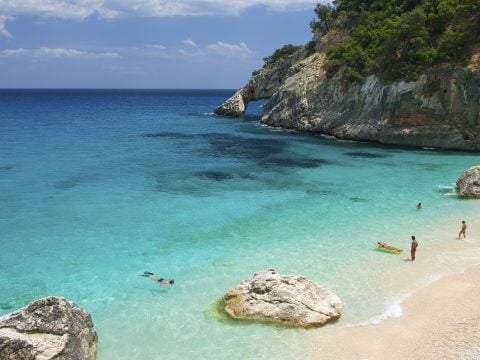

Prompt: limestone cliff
[{"left": 215, "top": 36, "right": 480, "bottom": 151}]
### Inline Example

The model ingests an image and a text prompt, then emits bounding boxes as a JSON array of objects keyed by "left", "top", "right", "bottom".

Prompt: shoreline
[{"left": 313, "top": 262, "right": 480, "bottom": 359}]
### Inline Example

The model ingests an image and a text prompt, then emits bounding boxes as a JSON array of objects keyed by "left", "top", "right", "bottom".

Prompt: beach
[{"left": 312, "top": 262, "right": 480, "bottom": 360}]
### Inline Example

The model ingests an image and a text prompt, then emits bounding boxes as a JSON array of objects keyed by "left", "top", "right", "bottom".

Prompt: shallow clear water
[{"left": 1, "top": 89, "right": 480, "bottom": 359}]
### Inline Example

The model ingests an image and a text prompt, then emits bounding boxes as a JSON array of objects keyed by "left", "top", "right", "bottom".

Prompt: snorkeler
[{"left": 141, "top": 271, "right": 174, "bottom": 285}]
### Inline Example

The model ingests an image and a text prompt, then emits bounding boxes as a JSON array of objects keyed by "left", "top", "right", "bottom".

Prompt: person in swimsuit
[
  {"left": 458, "top": 221, "right": 467, "bottom": 239},
  {"left": 416, "top": 202, "right": 422, "bottom": 210},
  {"left": 411, "top": 236, "right": 418, "bottom": 262},
  {"left": 141, "top": 271, "right": 174, "bottom": 285}
]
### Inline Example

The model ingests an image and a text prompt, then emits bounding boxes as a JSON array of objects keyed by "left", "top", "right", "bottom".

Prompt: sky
[{"left": 0, "top": 1, "right": 324, "bottom": 88}]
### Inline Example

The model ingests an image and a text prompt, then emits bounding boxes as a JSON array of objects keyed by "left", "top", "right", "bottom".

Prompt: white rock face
[
  {"left": 457, "top": 166, "right": 480, "bottom": 198},
  {"left": 214, "top": 89, "right": 246, "bottom": 117},
  {"left": 224, "top": 269, "right": 342, "bottom": 328},
  {"left": 0, "top": 296, "right": 97, "bottom": 360},
  {"left": 214, "top": 35, "right": 480, "bottom": 151}
]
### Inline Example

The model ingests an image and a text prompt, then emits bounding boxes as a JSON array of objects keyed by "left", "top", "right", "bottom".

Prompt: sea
[{"left": 1, "top": 89, "right": 480, "bottom": 359}]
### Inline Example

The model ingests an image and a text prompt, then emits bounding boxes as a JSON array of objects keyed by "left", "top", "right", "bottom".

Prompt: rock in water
[
  {"left": 0, "top": 296, "right": 97, "bottom": 360},
  {"left": 457, "top": 166, "right": 480, "bottom": 198},
  {"left": 223, "top": 269, "right": 342, "bottom": 328},
  {"left": 214, "top": 90, "right": 246, "bottom": 117}
]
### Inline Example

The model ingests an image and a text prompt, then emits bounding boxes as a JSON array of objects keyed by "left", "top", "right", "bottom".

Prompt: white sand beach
[{"left": 313, "top": 263, "right": 480, "bottom": 360}]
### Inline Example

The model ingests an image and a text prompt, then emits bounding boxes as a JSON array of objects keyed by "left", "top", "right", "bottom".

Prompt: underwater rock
[
  {"left": 223, "top": 269, "right": 342, "bottom": 328},
  {"left": 344, "top": 152, "right": 388, "bottom": 159},
  {"left": 195, "top": 170, "right": 234, "bottom": 181},
  {"left": 0, "top": 296, "right": 97, "bottom": 360},
  {"left": 0, "top": 165, "right": 13, "bottom": 172},
  {"left": 260, "top": 157, "right": 330, "bottom": 168},
  {"left": 457, "top": 166, "right": 480, "bottom": 198}
]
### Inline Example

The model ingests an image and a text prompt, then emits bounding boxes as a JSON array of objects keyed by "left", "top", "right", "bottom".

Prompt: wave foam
[
  {"left": 437, "top": 183, "right": 457, "bottom": 196},
  {"left": 359, "top": 294, "right": 408, "bottom": 326},
  {"left": 319, "top": 134, "right": 336, "bottom": 140},
  {"left": 359, "top": 274, "right": 442, "bottom": 326}
]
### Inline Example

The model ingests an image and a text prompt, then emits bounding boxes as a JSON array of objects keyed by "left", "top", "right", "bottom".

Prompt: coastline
[{"left": 313, "top": 262, "right": 480, "bottom": 360}]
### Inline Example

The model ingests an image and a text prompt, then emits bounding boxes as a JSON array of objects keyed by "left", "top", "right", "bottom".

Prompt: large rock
[
  {"left": 214, "top": 89, "right": 247, "bottom": 117},
  {"left": 457, "top": 166, "right": 480, "bottom": 198},
  {"left": 214, "top": 30, "right": 480, "bottom": 151},
  {"left": 0, "top": 296, "right": 97, "bottom": 360},
  {"left": 223, "top": 269, "right": 342, "bottom": 328},
  {"left": 214, "top": 50, "right": 305, "bottom": 117}
]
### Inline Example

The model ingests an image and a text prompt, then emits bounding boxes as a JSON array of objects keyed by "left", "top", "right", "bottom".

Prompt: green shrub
[
  {"left": 304, "top": 40, "right": 317, "bottom": 57},
  {"left": 308, "top": 0, "right": 479, "bottom": 82},
  {"left": 325, "top": 40, "right": 370, "bottom": 81},
  {"left": 263, "top": 44, "right": 302, "bottom": 68}
]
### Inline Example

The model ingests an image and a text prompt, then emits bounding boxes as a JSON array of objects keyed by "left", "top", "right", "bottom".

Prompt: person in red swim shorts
[{"left": 410, "top": 235, "right": 418, "bottom": 262}]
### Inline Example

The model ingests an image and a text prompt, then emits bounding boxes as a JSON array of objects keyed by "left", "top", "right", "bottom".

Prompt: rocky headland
[
  {"left": 0, "top": 296, "right": 97, "bottom": 360},
  {"left": 215, "top": 18, "right": 480, "bottom": 151},
  {"left": 223, "top": 269, "right": 342, "bottom": 328}
]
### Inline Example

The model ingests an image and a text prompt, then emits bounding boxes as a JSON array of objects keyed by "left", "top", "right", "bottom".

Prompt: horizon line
[{"left": 0, "top": 87, "right": 237, "bottom": 90}]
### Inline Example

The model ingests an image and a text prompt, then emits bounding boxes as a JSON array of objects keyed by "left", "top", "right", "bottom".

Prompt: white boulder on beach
[
  {"left": 456, "top": 166, "right": 480, "bottom": 198},
  {"left": 223, "top": 268, "right": 342, "bottom": 328}
]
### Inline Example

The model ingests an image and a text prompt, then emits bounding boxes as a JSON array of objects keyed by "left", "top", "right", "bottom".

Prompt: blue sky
[{"left": 0, "top": 1, "right": 323, "bottom": 88}]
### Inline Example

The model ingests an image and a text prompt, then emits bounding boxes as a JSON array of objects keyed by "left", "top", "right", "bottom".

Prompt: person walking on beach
[
  {"left": 411, "top": 236, "right": 418, "bottom": 262},
  {"left": 458, "top": 221, "right": 467, "bottom": 239}
]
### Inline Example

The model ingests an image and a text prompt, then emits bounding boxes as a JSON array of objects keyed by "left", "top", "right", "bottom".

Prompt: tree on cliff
[
  {"left": 263, "top": 44, "right": 302, "bottom": 67},
  {"left": 314, "top": 0, "right": 480, "bottom": 82},
  {"left": 310, "top": 4, "right": 335, "bottom": 34}
]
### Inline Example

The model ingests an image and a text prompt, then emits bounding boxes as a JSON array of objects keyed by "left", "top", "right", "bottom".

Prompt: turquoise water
[{"left": 1, "top": 90, "right": 480, "bottom": 359}]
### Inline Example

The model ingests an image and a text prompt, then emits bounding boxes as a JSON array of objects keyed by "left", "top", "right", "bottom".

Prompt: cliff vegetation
[{"left": 266, "top": 0, "right": 479, "bottom": 82}]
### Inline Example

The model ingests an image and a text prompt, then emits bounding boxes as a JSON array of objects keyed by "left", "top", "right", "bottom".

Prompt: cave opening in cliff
[{"left": 244, "top": 99, "right": 266, "bottom": 119}]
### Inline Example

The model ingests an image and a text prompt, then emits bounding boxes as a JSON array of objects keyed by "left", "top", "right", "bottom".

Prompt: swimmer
[{"left": 141, "top": 271, "right": 174, "bottom": 285}]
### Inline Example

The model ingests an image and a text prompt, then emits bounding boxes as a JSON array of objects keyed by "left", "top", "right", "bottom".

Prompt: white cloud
[
  {"left": 37, "top": 47, "right": 121, "bottom": 58},
  {"left": 0, "top": 0, "right": 115, "bottom": 21},
  {"left": 35, "top": 47, "right": 83, "bottom": 57},
  {"left": 106, "top": 0, "right": 321, "bottom": 17},
  {"left": 144, "top": 44, "right": 167, "bottom": 50},
  {"left": 0, "top": 15, "right": 12, "bottom": 38},
  {"left": 1, "top": 48, "right": 26, "bottom": 56},
  {"left": 0, "top": 1, "right": 322, "bottom": 37},
  {"left": 207, "top": 41, "right": 251, "bottom": 58},
  {"left": 181, "top": 38, "right": 197, "bottom": 47},
  {"left": 177, "top": 40, "right": 252, "bottom": 60},
  {"left": 0, "top": 46, "right": 120, "bottom": 59}
]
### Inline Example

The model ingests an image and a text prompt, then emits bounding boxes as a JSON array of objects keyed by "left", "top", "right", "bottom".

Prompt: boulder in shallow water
[
  {"left": 457, "top": 166, "right": 480, "bottom": 198},
  {"left": 223, "top": 269, "right": 342, "bottom": 328},
  {"left": 0, "top": 296, "right": 97, "bottom": 360}
]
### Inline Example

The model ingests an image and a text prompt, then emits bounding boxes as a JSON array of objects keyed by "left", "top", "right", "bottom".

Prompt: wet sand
[{"left": 312, "top": 263, "right": 480, "bottom": 360}]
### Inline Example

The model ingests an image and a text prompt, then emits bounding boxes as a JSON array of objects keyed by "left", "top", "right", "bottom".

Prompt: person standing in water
[
  {"left": 411, "top": 236, "right": 418, "bottom": 262},
  {"left": 416, "top": 202, "right": 422, "bottom": 210},
  {"left": 458, "top": 221, "right": 467, "bottom": 239}
]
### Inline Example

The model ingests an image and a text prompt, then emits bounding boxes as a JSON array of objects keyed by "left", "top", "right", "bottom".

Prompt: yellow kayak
[{"left": 377, "top": 242, "right": 403, "bottom": 254}]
